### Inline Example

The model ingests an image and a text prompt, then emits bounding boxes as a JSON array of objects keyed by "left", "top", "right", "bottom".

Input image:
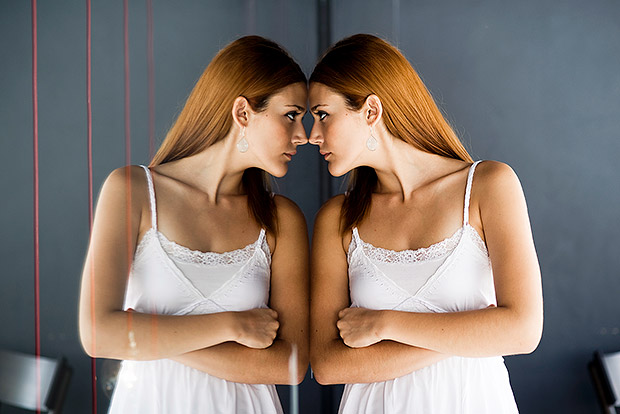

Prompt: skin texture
[
  {"left": 78, "top": 82, "right": 310, "bottom": 384},
  {"left": 308, "top": 82, "right": 543, "bottom": 384}
]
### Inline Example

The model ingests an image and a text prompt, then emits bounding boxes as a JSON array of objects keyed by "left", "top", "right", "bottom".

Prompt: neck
[
  {"left": 159, "top": 131, "right": 252, "bottom": 201},
  {"left": 370, "top": 131, "right": 459, "bottom": 201}
]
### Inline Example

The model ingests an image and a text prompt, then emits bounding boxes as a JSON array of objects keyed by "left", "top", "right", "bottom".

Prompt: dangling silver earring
[
  {"left": 366, "top": 129, "right": 378, "bottom": 151},
  {"left": 237, "top": 127, "right": 248, "bottom": 153}
]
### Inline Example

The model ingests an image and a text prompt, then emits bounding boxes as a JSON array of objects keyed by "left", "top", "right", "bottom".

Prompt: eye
[
  {"left": 286, "top": 111, "right": 299, "bottom": 121},
  {"left": 316, "top": 111, "right": 328, "bottom": 121}
]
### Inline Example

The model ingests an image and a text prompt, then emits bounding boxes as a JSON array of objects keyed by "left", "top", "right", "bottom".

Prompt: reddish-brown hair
[
  {"left": 310, "top": 34, "right": 473, "bottom": 233},
  {"left": 150, "top": 36, "right": 306, "bottom": 233}
]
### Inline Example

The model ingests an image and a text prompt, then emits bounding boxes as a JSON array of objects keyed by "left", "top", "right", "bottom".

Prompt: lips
[
  {"left": 284, "top": 151, "right": 296, "bottom": 160},
  {"left": 320, "top": 151, "right": 331, "bottom": 159}
]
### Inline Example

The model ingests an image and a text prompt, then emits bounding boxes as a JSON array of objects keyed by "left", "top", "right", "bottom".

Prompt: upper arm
[
  {"left": 268, "top": 196, "right": 310, "bottom": 353},
  {"left": 310, "top": 195, "right": 351, "bottom": 351},
  {"left": 475, "top": 161, "right": 543, "bottom": 337},
  {"left": 79, "top": 166, "right": 147, "bottom": 339}
]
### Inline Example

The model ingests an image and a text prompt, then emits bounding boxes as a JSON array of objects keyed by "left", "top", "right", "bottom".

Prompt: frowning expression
[
  {"left": 308, "top": 82, "right": 369, "bottom": 177},
  {"left": 246, "top": 82, "right": 308, "bottom": 177}
]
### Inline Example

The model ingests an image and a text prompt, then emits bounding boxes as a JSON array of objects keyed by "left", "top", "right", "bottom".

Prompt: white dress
[
  {"left": 339, "top": 161, "right": 519, "bottom": 414},
  {"left": 108, "top": 165, "right": 283, "bottom": 414}
]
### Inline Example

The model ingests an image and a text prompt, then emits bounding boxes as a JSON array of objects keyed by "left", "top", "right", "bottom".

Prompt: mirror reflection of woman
[
  {"left": 78, "top": 36, "right": 309, "bottom": 413},
  {"left": 309, "top": 34, "right": 543, "bottom": 413}
]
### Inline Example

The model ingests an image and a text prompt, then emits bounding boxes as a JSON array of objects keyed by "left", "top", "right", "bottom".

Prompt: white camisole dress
[
  {"left": 339, "top": 161, "right": 519, "bottom": 414},
  {"left": 108, "top": 165, "right": 283, "bottom": 414}
]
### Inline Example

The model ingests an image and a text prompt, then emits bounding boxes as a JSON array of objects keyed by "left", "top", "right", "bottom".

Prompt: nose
[
  {"left": 292, "top": 121, "right": 308, "bottom": 146},
  {"left": 309, "top": 122, "right": 323, "bottom": 146}
]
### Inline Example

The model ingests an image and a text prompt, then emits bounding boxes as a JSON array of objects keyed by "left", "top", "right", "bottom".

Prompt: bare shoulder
[
  {"left": 98, "top": 165, "right": 150, "bottom": 213},
  {"left": 273, "top": 194, "right": 307, "bottom": 229},
  {"left": 103, "top": 165, "right": 149, "bottom": 192},
  {"left": 473, "top": 160, "right": 523, "bottom": 198},
  {"left": 474, "top": 160, "right": 519, "bottom": 180},
  {"left": 314, "top": 194, "right": 345, "bottom": 229},
  {"left": 270, "top": 195, "right": 308, "bottom": 256},
  {"left": 470, "top": 160, "right": 528, "bottom": 227}
]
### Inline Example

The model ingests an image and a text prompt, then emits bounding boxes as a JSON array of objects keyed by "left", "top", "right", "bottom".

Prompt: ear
[
  {"left": 231, "top": 96, "right": 250, "bottom": 129},
  {"left": 363, "top": 94, "right": 383, "bottom": 129}
]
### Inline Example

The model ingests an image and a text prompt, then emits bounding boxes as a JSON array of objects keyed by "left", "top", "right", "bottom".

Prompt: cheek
[
  {"left": 329, "top": 121, "right": 359, "bottom": 151},
  {"left": 256, "top": 119, "right": 288, "bottom": 146}
]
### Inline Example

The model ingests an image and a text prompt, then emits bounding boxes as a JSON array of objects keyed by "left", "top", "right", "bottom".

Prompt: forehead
[
  {"left": 309, "top": 83, "right": 342, "bottom": 105},
  {"left": 269, "top": 82, "right": 307, "bottom": 104}
]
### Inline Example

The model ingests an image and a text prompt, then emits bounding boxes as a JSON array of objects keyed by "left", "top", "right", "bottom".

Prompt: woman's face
[
  {"left": 246, "top": 82, "right": 308, "bottom": 178},
  {"left": 308, "top": 82, "right": 368, "bottom": 177}
]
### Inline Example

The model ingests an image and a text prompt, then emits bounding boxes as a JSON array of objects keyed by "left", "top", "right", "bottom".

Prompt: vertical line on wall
[
  {"left": 316, "top": 2, "right": 337, "bottom": 410},
  {"left": 317, "top": 0, "right": 332, "bottom": 205},
  {"left": 278, "top": 0, "right": 288, "bottom": 41},
  {"left": 31, "top": 1, "right": 41, "bottom": 412},
  {"left": 147, "top": 0, "right": 155, "bottom": 160},
  {"left": 86, "top": 1, "right": 97, "bottom": 412},
  {"left": 392, "top": 0, "right": 400, "bottom": 47},
  {"left": 245, "top": 0, "right": 256, "bottom": 35},
  {"left": 123, "top": 0, "right": 134, "bottom": 346},
  {"left": 124, "top": 0, "right": 131, "bottom": 167},
  {"left": 146, "top": 0, "right": 158, "bottom": 357}
]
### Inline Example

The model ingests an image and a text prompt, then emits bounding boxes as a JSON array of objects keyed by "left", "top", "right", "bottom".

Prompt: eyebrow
[
  {"left": 285, "top": 104, "right": 306, "bottom": 112},
  {"left": 311, "top": 104, "right": 327, "bottom": 111}
]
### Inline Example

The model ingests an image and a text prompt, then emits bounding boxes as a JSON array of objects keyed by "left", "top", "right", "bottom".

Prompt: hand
[
  {"left": 233, "top": 308, "right": 280, "bottom": 349},
  {"left": 337, "top": 307, "right": 384, "bottom": 348}
]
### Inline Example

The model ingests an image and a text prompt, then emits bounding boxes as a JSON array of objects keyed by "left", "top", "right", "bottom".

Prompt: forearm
[
  {"left": 172, "top": 338, "right": 308, "bottom": 384},
  {"left": 381, "top": 307, "right": 542, "bottom": 357},
  {"left": 311, "top": 339, "right": 446, "bottom": 385},
  {"left": 80, "top": 310, "right": 236, "bottom": 361}
]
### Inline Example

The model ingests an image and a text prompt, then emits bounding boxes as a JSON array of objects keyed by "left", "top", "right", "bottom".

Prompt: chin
[
  {"left": 270, "top": 166, "right": 288, "bottom": 178},
  {"left": 327, "top": 163, "right": 349, "bottom": 178}
]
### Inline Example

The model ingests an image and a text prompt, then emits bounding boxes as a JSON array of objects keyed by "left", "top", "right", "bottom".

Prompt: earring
[
  {"left": 366, "top": 129, "right": 378, "bottom": 151},
  {"left": 236, "top": 127, "right": 248, "bottom": 153}
]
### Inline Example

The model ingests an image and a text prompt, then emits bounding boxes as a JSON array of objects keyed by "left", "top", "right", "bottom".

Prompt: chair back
[
  {"left": 590, "top": 350, "right": 620, "bottom": 414},
  {"left": 0, "top": 349, "right": 71, "bottom": 413}
]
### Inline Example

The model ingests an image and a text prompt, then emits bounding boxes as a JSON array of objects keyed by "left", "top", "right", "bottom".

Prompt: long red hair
[
  {"left": 310, "top": 34, "right": 472, "bottom": 233},
  {"left": 150, "top": 36, "right": 306, "bottom": 233}
]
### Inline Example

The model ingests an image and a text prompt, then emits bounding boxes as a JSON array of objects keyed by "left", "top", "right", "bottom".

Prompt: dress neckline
[
  {"left": 135, "top": 227, "right": 269, "bottom": 267},
  {"left": 349, "top": 224, "right": 487, "bottom": 265}
]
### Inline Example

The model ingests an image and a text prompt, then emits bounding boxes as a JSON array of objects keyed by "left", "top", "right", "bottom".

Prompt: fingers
[
  {"left": 337, "top": 307, "right": 351, "bottom": 319},
  {"left": 236, "top": 308, "right": 280, "bottom": 349},
  {"left": 264, "top": 308, "right": 278, "bottom": 319}
]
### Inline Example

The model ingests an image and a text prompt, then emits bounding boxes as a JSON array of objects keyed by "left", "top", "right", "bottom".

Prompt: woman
[
  {"left": 78, "top": 36, "right": 309, "bottom": 413},
  {"left": 309, "top": 34, "right": 543, "bottom": 413}
]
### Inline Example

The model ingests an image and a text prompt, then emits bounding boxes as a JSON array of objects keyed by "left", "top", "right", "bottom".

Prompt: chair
[
  {"left": 589, "top": 350, "right": 620, "bottom": 414},
  {"left": 0, "top": 349, "right": 72, "bottom": 413}
]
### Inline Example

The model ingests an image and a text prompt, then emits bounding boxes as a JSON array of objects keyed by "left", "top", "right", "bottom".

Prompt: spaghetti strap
[
  {"left": 257, "top": 228, "right": 266, "bottom": 243},
  {"left": 139, "top": 165, "right": 157, "bottom": 230},
  {"left": 463, "top": 161, "right": 482, "bottom": 226}
]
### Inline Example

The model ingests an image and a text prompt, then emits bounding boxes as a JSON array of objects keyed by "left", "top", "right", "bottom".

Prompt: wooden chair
[
  {"left": 0, "top": 349, "right": 71, "bottom": 413},
  {"left": 589, "top": 350, "right": 620, "bottom": 414}
]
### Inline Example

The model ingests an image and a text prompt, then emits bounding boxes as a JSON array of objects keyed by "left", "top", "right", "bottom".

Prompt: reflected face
[
  {"left": 308, "top": 83, "right": 367, "bottom": 177},
  {"left": 247, "top": 82, "right": 308, "bottom": 177}
]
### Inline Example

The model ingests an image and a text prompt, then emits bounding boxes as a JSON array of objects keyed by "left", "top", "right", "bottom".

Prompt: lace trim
[
  {"left": 133, "top": 230, "right": 152, "bottom": 262},
  {"left": 464, "top": 224, "right": 489, "bottom": 256},
  {"left": 357, "top": 227, "right": 463, "bottom": 264},
  {"left": 153, "top": 228, "right": 264, "bottom": 266},
  {"left": 354, "top": 224, "right": 488, "bottom": 265}
]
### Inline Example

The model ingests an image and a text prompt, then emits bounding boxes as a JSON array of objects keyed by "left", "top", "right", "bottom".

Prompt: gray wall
[{"left": 1, "top": 1, "right": 619, "bottom": 413}]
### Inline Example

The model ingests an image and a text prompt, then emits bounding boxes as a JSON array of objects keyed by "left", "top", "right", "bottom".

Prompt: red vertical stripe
[
  {"left": 31, "top": 0, "right": 41, "bottom": 412},
  {"left": 123, "top": 0, "right": 134, "bottom": 343},
  {"left": 146, "top": 0, "right": 158, "bottom": 355},
  {"left": 86, "top": 0, "right": 97, "bottom": 413},
  {"left": 147, "top": 0, "right": 155, "bottom": 160},
  {"left": 124, "top": 0, "right": 131, "bottom": 166},
  {"left": 86, "top": 2, "right": 93, "bottom": 232}
]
